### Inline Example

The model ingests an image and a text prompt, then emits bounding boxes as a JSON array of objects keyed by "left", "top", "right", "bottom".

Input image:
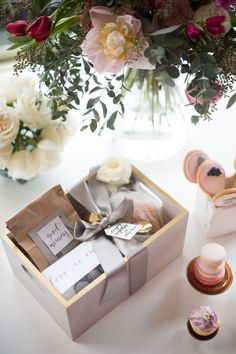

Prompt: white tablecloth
[{"left": 0, "top": 63, "right": 236, "bottom": 354}]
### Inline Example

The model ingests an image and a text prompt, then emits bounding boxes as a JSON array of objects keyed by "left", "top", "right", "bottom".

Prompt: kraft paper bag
[{"left": 6, "top": 185, "right": 78, "bottom": 271}]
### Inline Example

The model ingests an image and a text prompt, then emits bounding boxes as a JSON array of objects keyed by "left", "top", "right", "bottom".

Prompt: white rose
[
  {"left": 15, "top": 89, "right": 52, "bottom": 129},
  {"left": 32, "top": 139, "right": 62, "bottom": 173},
  {"left": 8, "top": 150, "right": 37, "bottom": 180},
  {"left": 0, "top": 72, "right": 37, "bottom": 105},
  {"left": 96, "top": 157, "right": 132, "bottom": 186},
  {"left": 0, "top": 106, "right": 19, "bottom": 149},
  {"left": 0, "top": 145, "right": 13, "bottom": 169},
  {"left": 41, "top": 114, "right": 77, "bottom": 148}
]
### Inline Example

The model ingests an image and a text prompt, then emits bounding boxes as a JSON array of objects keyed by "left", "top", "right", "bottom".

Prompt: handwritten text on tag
[
  {"left": 42, "top": 242, "right": 100, "bottom": 294},
  {"left": 104, "top": 223, "right": 140, "bottom": 240},
  {"left": 37, "top": 216, "right": 74, "bottom": 255}
]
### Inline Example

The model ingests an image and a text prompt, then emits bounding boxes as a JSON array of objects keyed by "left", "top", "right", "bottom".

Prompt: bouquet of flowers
[
  {"left": 0, "top": 72, "right": 76, "bottom": 181},
  {"left": 1, "top": 0, "right": 236, "bottom": 131}
]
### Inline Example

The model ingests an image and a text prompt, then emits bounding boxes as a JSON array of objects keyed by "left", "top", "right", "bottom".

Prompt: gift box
[
  {"left": 195, "top": 174, "right": 236, "bottom": 238},
  {"left": 1, "top": 166, "right": 188, "bottom": 340}
]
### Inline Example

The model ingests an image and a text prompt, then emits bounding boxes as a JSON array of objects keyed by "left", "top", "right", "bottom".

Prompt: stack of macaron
[
  {"left": 188, "top": 305, "right": 220, "bottom": 339},
  {"left": 194, "top": 243, "right": 226, "bottom": 286}
]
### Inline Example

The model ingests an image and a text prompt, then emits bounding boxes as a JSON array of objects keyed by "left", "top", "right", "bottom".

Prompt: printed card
[
  {"left": 104, "top": 223, "right": 140, "bottom": 240},
  {"left": 42, "top": 241, "right": 100, "bottom": 294}
]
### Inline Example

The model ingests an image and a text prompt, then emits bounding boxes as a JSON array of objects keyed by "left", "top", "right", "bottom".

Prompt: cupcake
[{"left": 188, "top": 305, "right": 220, "bottom": 339}]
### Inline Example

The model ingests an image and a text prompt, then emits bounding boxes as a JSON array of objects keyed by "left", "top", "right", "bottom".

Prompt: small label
[
  {"left": 104, "top": 223, "right": 140, "bottom": 240},
  {"left": 37, "top": 216, "right": 74, "bottom": 256},
  {"left": 42, "top": 242, "right": 100, "bottom": 294}
]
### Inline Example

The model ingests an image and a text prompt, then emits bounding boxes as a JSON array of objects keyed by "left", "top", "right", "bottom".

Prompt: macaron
[
  {"left": 197, "top": 160, "right": 226, "bottom": 196},
  {"left": 194, "top": 262, "right": 225, "bottom": 286},
  {"left": 183, "top": 150, "right": 209, "bottom": 183},
  {"left": 193, "top": 243, "right": 226, "bottom": 286},
  {"left": 212, "top": 188, "right": 236, "bottom": 207},
  {"left": 200, "top": 243, "right": 226, "bottom": 266},
  {"left": 197, "top": 260, "right": 225, "bottom": 275}
]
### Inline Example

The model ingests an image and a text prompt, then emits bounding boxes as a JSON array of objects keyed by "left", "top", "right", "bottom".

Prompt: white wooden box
[
  {"left": 195, "top": 176, "right": 236, "bottom": 238},
  {"left": 1, "top": 167, "right": 188, "bottom": 340}
]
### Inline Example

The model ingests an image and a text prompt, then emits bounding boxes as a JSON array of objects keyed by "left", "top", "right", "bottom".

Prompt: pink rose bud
[
  {"left": 205, "top": 15, "right": 227, "bottom": 35},
  {"left": 186, "top": 23, "right": 201, "bottom": 39},
  {"left": 27, "top": 16, "right": 52, "bottom": 42},
  {"left": 6, "top": 20, "right": 28, "bottom": 36}
]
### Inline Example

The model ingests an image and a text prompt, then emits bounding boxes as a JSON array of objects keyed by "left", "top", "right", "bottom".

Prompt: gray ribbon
[{"left": 69, "top": 174, "right": 148, "bottom": 303}]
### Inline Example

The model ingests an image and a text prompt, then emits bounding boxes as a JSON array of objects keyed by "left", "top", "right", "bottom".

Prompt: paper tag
[
  {"left": 42, "top": 242, "right": 100, "bottom": 294},
  {"left": 37, "top": 216, "right": 74, "bottom": 256},
  {"left": 104, "top": 223, "right": 140, "bottom": 240}
]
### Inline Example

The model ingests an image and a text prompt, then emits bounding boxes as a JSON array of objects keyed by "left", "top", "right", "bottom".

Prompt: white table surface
[{"left": 1, "top": 63, "right": 236, "bottom": 354}]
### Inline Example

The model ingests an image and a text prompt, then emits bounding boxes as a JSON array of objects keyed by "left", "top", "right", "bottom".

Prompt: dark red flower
[
  {"left": 205, "top": 16, "right": 226, "bottom": 35},
  {"left": 27, "top": 16, "right": 52, "bottom": 42},
  {"left": 6, "top": 20, "right": 28, "bottom": 36},
  {"left": 186, "top": 23, "right": 201, "bottom": 39},
  {"left": 80, "top": 1, "right": 92, "bottom": 29}
]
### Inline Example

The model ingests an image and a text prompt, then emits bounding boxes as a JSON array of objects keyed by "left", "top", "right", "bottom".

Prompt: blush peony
[{"left": 81, "top": 6, "right": 154, "bottom": 74}]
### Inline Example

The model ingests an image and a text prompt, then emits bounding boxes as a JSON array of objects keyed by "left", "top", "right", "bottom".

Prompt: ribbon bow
[{"left": 69, "top": 173, "right": 147, "bottom": 303}]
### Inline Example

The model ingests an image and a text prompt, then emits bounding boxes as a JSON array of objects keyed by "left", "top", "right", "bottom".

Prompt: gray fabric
[{"left": 69, "top": 174, "right": 148, "bottom": 303}]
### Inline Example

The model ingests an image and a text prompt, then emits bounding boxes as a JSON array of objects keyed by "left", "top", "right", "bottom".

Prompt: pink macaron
[
  {"left": 183, "top": 150, "right": 209, "bottom": 183},
  {"left": 194, "top": 262, "right": 225, "bottom": 286},
  {"left": 197, "top": 160, "right": 226, "bottom": 196}
]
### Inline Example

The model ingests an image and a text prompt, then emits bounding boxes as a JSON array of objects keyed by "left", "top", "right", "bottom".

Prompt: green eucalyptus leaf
[
  {"left": 93, "top": 109, "right": 100, "bottom": 122},
  {"left": 51, "top": 16, "right": 80, "bottom": 36},
  {"left": 166, "top": 66, "right": 180, "bottom": 78},
  {"left": 100, "top": 101, "right": 107, "bottom": 117},
  {"left": 205, "top": 88, "right": 217, "bottom": 98},
  {"left": 226, "top": 93, "right": 236, "bottom": 109},
  {"left": 90, "top": 86, "right": 102, "bottom": 94},
  {"left": 194, "top": 103, "right": 204, "bottom": 114},
  {"left": 8, "top": 35, "right": 32, "bottom": 44},
  {"left": 107, "top": 112, "right": 117, "bottom": 130},
  {"left": 152, "top": 34, "right": 184, "bottom": 48},
  {"left": 191, "top": 115, "right": 200, "bottom": 124},
  {"left": 151, "top": 25, "right": 180, "bottom": 36},
  {"left": 90, "top": 119, "right": 97, "bottom": 132}
]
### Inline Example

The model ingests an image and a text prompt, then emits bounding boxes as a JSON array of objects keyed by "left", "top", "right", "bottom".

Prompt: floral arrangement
[
  {"left": 1, "top": 0, "right": 236, "bottom": 131},
  {"left": 0, "top": 73, "right": 76, "bottom": 181}
]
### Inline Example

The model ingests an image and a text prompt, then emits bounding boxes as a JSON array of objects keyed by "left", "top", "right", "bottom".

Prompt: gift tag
[
  {"left": 42, "top": 241, "right": 100, "bottom": 295},
  {"left": 104, "top": 223, "right": 141, "bottom": 240},
  {"left": 37, "top": 215, "right": 74, "bottom": 256}
]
